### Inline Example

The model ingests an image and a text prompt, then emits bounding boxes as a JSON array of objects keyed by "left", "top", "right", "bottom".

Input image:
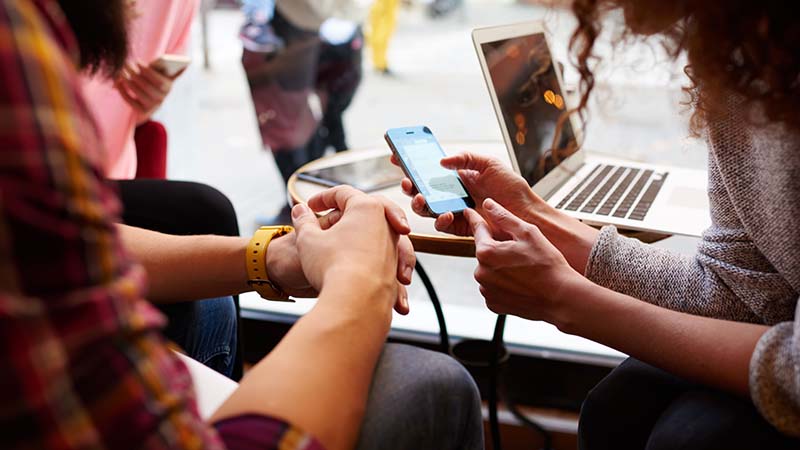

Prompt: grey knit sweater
[{"left": 585, "top": 100, "right": 800, "bottom": 436}]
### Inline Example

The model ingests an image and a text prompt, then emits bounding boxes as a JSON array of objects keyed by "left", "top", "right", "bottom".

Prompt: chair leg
[{"left": 414, "top": 261, "right": 450, "bottom": 354}]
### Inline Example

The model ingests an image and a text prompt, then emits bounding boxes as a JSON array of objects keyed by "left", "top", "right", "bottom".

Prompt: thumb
[
  {"left": 464, "top": 208, "right": 493, "bottom": 245},
  {"left": 291, "top": 203, "right": 321, "bottom": 234},
  {"left": 482, "top": 198, "right": 529, "bottom": 239}
]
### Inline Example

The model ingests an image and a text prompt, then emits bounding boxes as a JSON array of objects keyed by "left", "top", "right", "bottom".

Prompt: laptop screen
[{"left": 479, "top": 32, "right": 579, "bottom": 186}]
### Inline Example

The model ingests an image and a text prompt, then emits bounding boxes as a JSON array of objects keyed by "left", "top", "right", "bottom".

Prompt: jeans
[
  {"left": 241, "top": 0, "right": 274, "bottom": 20},
  {"left": 160, "top": 297, "right": 238, "bottom": 378},
  {"left": 578, "top": 358, "right": 800, "bottom": 450},
  {"left": 356, "top": 344, "right": 484, "bottom": 450}
]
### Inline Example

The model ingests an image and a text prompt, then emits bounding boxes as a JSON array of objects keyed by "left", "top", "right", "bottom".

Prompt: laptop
[{"left": 472, "top": 21, "right": 710, "bottom": 237}]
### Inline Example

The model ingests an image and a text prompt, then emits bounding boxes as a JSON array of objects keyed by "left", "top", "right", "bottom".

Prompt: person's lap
[
  {"left": 355, "top": 344, "right": 484, "bottom": 450},
  {"left": 162, "top": 297, "right": 238, "bottom": 378},
  {"left": 191, "top": 344, "right": 484, "bottom": 449},
  {"left": 579, "top": 358, "right": 799, "bottom": 450}
]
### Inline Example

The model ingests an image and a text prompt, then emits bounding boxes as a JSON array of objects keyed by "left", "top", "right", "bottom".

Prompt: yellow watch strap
[{"left": 246, "top": 225, "right": 294, "bottom": 302}]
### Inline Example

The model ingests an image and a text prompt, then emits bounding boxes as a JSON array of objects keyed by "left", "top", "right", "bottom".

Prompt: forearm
[
  {"left": 559, "top": 276, "right": 768, "bottom": 396},
  {"left": 211, "top": 275, "right": 394, "bottom": 450},
  {"left": 582, "top": 227, "right": 777, "bottom": 322},
  {"left": 117, "top": 224, "right": 250, "bottom": 302}
]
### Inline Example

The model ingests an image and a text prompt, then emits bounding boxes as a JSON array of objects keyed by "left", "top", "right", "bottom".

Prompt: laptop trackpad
[{"left": 667, "top": 187, "right": 708, "bottom": 209}]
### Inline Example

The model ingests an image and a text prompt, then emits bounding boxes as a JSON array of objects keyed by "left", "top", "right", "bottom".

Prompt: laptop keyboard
[{"left": 555, "top": 164, "right": 669, "bottom": 221}]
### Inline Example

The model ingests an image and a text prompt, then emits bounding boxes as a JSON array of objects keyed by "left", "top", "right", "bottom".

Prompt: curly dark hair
[{"left": 569, "top": 0, "right": 800, "bottom": 135}]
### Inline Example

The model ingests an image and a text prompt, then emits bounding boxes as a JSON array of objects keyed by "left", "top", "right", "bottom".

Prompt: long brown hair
[{"left": 569, "top": 0, "right": 800, "bottom": 135}]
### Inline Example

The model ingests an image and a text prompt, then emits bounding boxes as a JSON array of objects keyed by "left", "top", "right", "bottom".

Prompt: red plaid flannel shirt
[{"left": 0, "top": 1, "right": 322, "bottom": 449}]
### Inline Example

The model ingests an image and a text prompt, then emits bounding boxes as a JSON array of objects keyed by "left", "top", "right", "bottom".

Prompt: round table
[
  {"left": 287, "top": 140, "right": 669, "bottom": 255},
  {"left": 287, "top": 141, "right": 510, "bottom": 258}
]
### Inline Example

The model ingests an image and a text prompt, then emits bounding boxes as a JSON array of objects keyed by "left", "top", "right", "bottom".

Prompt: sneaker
[{"left": 239, "top": 21, "right": 285, "bottom": 54}]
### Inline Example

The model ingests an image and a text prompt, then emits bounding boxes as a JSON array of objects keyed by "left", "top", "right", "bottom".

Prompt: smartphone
[
  {"left": 385, "top": 126, "right": 475, "bottom": 216},
  {"left": 152, "top": 54, "right": 191, "bottom": 77}
]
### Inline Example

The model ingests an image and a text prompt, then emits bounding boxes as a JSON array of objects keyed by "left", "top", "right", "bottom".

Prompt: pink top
[{"left": 81, "top": 0, "right": 199, "bottom": 179}]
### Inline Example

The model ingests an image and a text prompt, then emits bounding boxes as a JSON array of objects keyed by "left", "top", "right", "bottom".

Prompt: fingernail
[
  {"left": 484, "top": 198, "right": 497, "bottom": 210},
  {"left": 292, "top": 204, "right": 309, "bottom": 219},
  {"left": 401, "top": 217, "right": 409, "bottom": 229},
  {"left": 404, "top": 265, "right": 413, "bottom": 281}
]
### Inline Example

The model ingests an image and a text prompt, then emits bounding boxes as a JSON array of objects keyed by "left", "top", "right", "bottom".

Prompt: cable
[
  {"left": 415, "top": 262, "right": 450, "bottom": 353},
  {"left": 488, "top": 314, "right": 507, "bottom": 450}
]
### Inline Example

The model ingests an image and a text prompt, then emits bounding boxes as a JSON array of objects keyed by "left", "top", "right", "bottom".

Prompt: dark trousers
[
  {"left": 116, "top": 179, "right": 239, "bottom": 237},
  {"left": 578, "top": 358, "right": 799, "bottom": 450},
  {"left": 115, "top": 179, "right": 243, "bottom": 380}
]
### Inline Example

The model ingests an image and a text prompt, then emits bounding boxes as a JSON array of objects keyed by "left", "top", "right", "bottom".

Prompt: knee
[
  {"left": 432, "top": 354, "right": 481, "bottom": 411},
  {"left": 396, "top": 345, "right": 479, "bottom": 411},
  {"left": 579, "top": 359, "right": 653, "bottom": 449},
  {"left": 358, "top": 345, "right": 482, "bottom": 450},
  {"left": 179, "top": 181, "right": 239, "bottom": 236},
  {"left": 578, "top": 375, "right": 615, "bottom": 448},
  {"left": 374, "top": 344, "right": 481, "bottom": 416},
  {"left": 579, "top": 364, "right": 627, "bottom": 432}
]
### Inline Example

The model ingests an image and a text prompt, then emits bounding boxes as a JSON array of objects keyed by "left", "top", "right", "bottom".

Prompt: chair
[
  {"left": 134, "top": 120, "right": 168, "bottom": 179},
  {"left": 175, "top": 351, "right": 239, "bottom": 419}
]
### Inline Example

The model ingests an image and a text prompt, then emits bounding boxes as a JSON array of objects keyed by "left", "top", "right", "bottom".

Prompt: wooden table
[
  {"left": 288, "top": 141, "right": 510, "bottom": 258},
  {"left": 287, "top": 140, "right": 669, "bottom": 256}
]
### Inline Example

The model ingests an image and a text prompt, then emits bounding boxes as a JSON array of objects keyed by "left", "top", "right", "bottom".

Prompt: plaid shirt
[{"left": 0, "top": 1, "right": 321, "bottom": 449}]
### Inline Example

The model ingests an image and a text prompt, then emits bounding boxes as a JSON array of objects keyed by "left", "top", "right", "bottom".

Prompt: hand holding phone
[{"left": 385, "top": 126, "right": 475, "bottom": 216}]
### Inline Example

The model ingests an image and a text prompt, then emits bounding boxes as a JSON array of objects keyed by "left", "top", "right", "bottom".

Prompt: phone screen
[{"left": 386, "top": 126, "right": 474, "bottom": 215}]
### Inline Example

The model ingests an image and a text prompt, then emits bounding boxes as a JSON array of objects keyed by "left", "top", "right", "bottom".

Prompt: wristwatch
[{"left": 246, "top": 225, "right": 295, "bottom": 302}]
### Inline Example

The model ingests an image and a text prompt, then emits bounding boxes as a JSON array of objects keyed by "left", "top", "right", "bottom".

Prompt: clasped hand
[{"left": 269, "top": 185, "right": 415, "bottom": 316}]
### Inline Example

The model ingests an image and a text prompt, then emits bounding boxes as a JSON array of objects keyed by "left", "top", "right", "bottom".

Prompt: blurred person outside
[
  {"left": 239, "top": 0, "right": 284, "bottom": 53},
  {"left": 0, "top": 0, "right": 485, "bottom": 449},
  {"left": 81, "top": 0, "right": 240, "bottom": 378},
  {"left": 367, "top": 0, "right": 399, "bottom": 75},
  {"left": 242, "top": 0, "right": 366, "bottom": 224},
  {"left": 419, "top": 0, "right": 463, "bottom": 19}
]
